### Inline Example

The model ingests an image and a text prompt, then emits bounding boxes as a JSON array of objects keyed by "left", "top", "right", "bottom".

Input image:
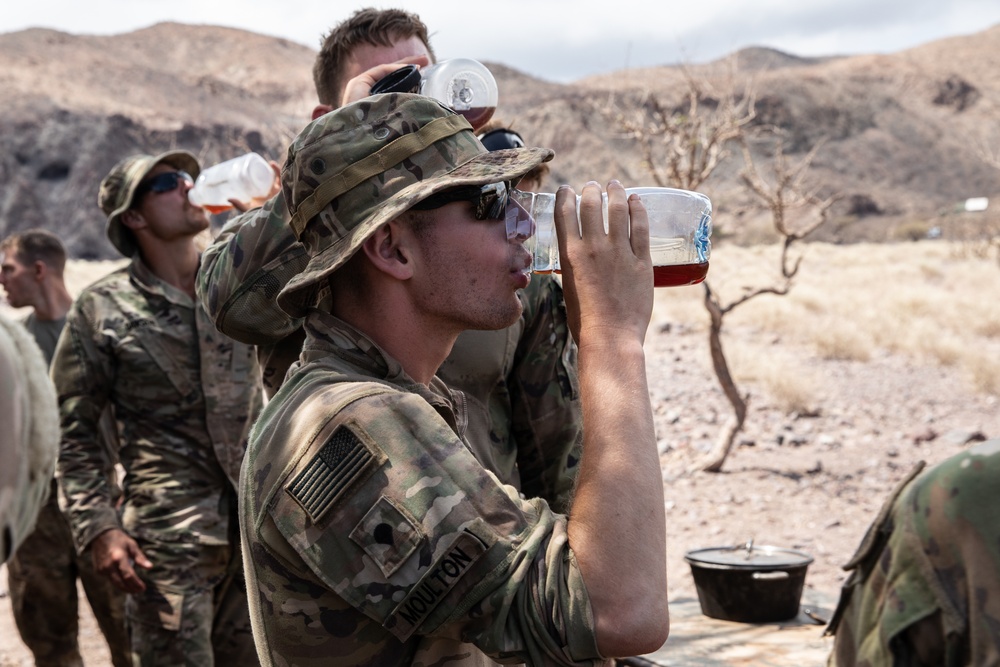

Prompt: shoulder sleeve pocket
[
  {"left": 350, "top": 495, "right": 424, "bottom": 578},
  {"left": 286, "top": 423, "right": 387, "bottom": 525}
]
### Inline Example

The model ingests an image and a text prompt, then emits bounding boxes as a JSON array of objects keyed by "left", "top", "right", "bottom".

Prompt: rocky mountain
[{"left": 1, "top": 22, "right": 999, "bottom": 258}]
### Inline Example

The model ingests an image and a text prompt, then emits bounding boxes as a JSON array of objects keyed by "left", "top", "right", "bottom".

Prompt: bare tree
[
  {"left": 602, "top": 68, "right": 835, "bottom": 472},
  {"left": 700, "top": 136, "right": 835, "bottom": 472},
  {"left": 606, "top": 69, "right": 756, "bottom": 192}
]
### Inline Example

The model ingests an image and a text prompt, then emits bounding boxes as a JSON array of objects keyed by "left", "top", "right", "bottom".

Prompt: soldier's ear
[
  {"left": 311, "top": 104, "right": 333, "bottom": 121},
  {"left": 361, "top": 221, "right": 414, "bottom": 281},
  {"left": 32, "top": 260, "right": 47, "bottom": 282},
  {"left": 120, "top": 210, "right": 147, "bottom": 232}
]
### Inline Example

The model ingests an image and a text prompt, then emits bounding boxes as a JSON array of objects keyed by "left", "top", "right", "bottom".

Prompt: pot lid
[{"left": 685, "top": 542, "right": 814, "bottom": 569}]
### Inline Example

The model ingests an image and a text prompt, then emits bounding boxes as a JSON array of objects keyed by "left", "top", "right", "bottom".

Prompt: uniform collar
[
  {"left": 300, "top": 309, "right": 461, "bottom": 417},
  {"left": 128, "top": 254, "right": 196, "bottom": 308}
]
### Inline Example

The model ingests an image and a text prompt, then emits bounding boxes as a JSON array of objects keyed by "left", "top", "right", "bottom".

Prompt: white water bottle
[{"left": 188, "top": 152, "right": 274, "bottom": 213}]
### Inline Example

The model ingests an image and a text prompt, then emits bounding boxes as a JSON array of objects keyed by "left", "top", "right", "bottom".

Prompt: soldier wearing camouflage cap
[
  {"left": 198, "top": 7, "right": 582, "bottom": 514},
  {"left": 241, "top": 93, "right": 668, "bottom": 665},
  {"left": 51, "top": 150, "right": 263, "bottom": 665}
]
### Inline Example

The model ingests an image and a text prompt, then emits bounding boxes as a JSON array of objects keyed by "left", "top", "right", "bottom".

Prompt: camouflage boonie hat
[
  {"left": 98, "top": 150, "right": 201, "bottom": 257},
  {"left": 277, "top": 93, "right": 554, "bottom": 318}
]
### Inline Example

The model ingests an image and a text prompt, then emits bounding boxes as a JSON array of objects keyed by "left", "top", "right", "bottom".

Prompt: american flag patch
[{"left": 287, "top": 425, "right": 379, "bottom": 524}]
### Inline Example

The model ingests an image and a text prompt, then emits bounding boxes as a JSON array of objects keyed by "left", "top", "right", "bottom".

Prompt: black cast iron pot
[{"left": 684, "top": 542, "right": 814, "bottom": 623}]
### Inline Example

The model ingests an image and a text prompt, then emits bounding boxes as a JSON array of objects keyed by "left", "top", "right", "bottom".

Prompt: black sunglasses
[
  {"left": 134, "top": 171, "right": 193, "bottom": 199},
  {"left": 412, "top": 181, "right": 511, "bottom": 221}
]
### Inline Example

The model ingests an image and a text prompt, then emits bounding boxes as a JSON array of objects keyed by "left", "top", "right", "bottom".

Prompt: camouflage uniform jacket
[
  {"left": 199, "top": 192, "right": 581, "bottom": 512},
  {"left": 52, "top": 256, "right": 262, "bottom": 553},
  {"left": 241, "top": 310, "right": 606, "bottom": 666},
  {"left": 826, "top": 439, "right": 1000, "bottom": 666}
]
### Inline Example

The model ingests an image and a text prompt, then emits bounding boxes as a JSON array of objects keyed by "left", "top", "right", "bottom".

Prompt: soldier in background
[
  {"left": 51, "top": 152, "right": 262, "bottom": 666},
  {"left": 1, "top": 230, "right": 75, "bottom": 362},
  {"left": 198, "top": 7, "right": 582, "bottom": 513},
  {"left": 1, "top": 230, "right": 131, "bottom": 667},
  {"left": 825, "top": 439, "right": 1000, "bottom": 665},
  {"left": 241, "top": 92, "right": 668, "bottom": 665}
]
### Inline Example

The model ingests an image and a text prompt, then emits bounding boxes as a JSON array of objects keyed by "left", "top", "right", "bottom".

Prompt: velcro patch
[
  {"left": 385, "top": 530, "right": 488, "bottom": 640},
  {"left": 286, "top": 424, "right": 381, "bottom": 524},
  {"left": 350, "top": 496, "right": 424, "bottom": 578}
]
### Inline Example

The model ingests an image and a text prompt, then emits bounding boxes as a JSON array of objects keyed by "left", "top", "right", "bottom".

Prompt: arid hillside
[{"left": 1, "top": 22, "right": 999, "bottom": 257}]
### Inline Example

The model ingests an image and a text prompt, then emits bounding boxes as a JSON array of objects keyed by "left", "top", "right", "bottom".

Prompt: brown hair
[
  {"left": 313, "top": 7, "right": 436, "bottom": 106},
  {"left": 0, "top": 229, "right": 67, "bottom": 274}
]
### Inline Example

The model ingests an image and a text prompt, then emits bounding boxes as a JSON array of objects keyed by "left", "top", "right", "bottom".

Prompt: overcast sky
[{"left": 3, "top": 0, "right": 1000, "bottom": 82}]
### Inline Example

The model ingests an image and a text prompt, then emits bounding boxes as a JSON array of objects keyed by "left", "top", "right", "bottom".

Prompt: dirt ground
[{"left": 2, "top": 278, "right": 999, "bottom": 665}]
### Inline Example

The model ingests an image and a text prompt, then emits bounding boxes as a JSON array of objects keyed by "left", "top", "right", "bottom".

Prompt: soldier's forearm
[{"left": 567, "top": 339, "right": 667, "bottom": 657}]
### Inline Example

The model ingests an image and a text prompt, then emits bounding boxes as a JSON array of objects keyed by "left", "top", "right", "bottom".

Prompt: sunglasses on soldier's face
[
  {"left": 413, "top": 181, "right": 512, "bottom": 221},
  {"left": 412, "top": 181, "right": 534, "bottom": 242},
  {"left": 134, "top": 171, "right": 193, "bottom": 199}
]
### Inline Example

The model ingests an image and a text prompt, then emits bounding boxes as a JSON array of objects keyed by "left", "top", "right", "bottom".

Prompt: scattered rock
[
  {"left": 818, "top": 434, "right": 838, "bottom": 447},
  {"left": 941, "top": 430, "right": 987, "bottom": 446}
]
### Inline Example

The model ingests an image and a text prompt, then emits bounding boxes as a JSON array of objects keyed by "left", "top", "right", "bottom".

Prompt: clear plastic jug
[
  {"left": 370, "top": 58, "right": 498, "bottom": 130},
  {"left": 512, "top": 187, "right": 713, "bottom": 287},
  {"left": 188, "top": 153, "right": 274, "bottom": 213}
]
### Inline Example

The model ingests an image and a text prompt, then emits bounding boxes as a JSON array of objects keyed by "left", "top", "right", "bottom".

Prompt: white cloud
[{"left": 2, "top": 0, "right": 999, "bottom": 81}]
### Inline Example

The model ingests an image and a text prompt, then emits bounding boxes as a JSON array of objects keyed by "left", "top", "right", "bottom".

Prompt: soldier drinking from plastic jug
[
  {"left": 241, "top": 92, "right": 668, "bottom": 666},
  {"left": 197, "top": 7, "right": 581, "bottom": 513},
  {"left": 51, "top": 153, "right": 263, "bottom": 666}
]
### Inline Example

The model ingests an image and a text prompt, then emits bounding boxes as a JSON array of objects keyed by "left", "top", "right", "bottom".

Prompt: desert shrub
[
  {"left": 965, "top": 353, "right": 1000, "bottom": 395},
  {"left": 728, "top": 342, "right": 818, "bottom": 414},
  {"left": 892, "top": 220, "right": 933, "bottom": 241},
  {"left": 976, "top": 317, "right": 1000, "bottom": 339},
  {"left": 812, "top": 318, "right": 872, "bottom": 361},
  {"left": 917, "top": 331, "right": 964, "bottom": 366}
]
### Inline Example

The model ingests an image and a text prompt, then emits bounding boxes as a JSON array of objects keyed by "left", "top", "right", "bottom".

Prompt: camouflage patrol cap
[
  {"left": 97, "top": 150, "right": 201, "bottom": 257},
  {"left": 276, "top": 93, "right": 554, "bottom": 318}
]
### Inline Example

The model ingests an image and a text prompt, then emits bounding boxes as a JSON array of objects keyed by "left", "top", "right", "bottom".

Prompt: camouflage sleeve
[
  {"left": 51, "top": 296, "right": 122, "bottom": 553},
  {"left": 509, "top": 275, "right": 582, "bottom": 513},
  {"left": 827, "top": 441, "right": 1000, "bottom": 666},
  {"left": 196, "top": 190, "right": 308, "bottom": 345},
  {"left": 247, "top": 385, "right": 603, "bottom": 665}
]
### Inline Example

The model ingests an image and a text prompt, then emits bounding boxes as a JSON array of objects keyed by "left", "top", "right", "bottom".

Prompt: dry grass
[
  {"left": 725, "top": 341, "right": 819, "bottom": 414},
  {"left": 650, "top": 240, "right": 1000, "bottom": 407},
  {"left": 6, "top": 244, "right": 992, "bottom": 411}
]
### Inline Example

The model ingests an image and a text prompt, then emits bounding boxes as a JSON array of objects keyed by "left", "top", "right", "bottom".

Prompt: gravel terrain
[{"left": 3, "top": 256, "right": 999, "bottom": 664}]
